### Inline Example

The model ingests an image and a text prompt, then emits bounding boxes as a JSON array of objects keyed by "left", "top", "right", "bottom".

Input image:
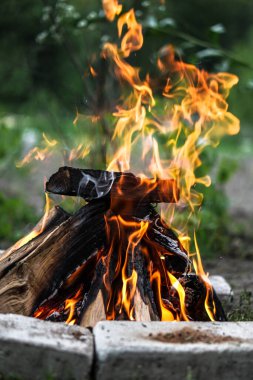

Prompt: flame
[
  {"left": 68, "top": 143, "right": 90, "bottom": 162},
  {"left": 65, "top": 287, "right": 83, "bottom": 325},
  {"left": 102, "top": 0, "right": 122, "bottom": 22},
  {"left": 29, "top": 1, "right": 239, "bottom": 323},
  {"left": 118, "top": 9, "right": 143, "bottom": 57},
  {"left": 17, "top": 133, "right": 58, "bottom": 167},
  {"left": 151, "top": 270, "right": 175, "bottom": 321},
  {"left": 167, "top": 271, "right": 189, "bottom": 321},
  {"left": 193, "top": 232, "right": 215, "bottom": 321},
  {"left": 104, "top": 214, "right": 149, "bottom": 320},
  {"left": 101, "top": 3, "right": 239, "bottom": 321},
  {"left": 11, "top": 193, "right": 52, "bottom": 251}
]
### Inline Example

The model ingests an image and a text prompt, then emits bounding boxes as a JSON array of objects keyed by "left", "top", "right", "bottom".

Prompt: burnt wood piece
[
  {"left": 179, "top": 274, "right": 227, "bottom": 321},
  {"left": 130, "top": 245, "right": 160, "bottom": 321},
  {"left": 33, "top": 252, "right": 100, "bottom": 323},
  {"left": 0, "top": 200, "right": 108, "bottom": 316},
  {"left": 46, "top": 166, "right": 180, "bottom": 204},
  {"left": 103, "top": 212, "right": 160, "bottom": 322},
  {"left": 144, "top": 208, "right": 190, "bottom": 274},
  {"left": 79, "top": 257, "right": 107, "bottom": 327},
  {"left": 0, "top": 206, "right": 70, "bottom": 264}
]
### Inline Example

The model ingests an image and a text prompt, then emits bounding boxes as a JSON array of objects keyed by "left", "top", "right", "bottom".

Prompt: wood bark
[{"left": 0, "top": 200, "right": 108, "bottom": 316}]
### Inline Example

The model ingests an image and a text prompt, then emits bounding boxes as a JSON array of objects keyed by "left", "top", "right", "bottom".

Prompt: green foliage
[{"left": 216, "top": 157, "right": 238, "bottom": 184}]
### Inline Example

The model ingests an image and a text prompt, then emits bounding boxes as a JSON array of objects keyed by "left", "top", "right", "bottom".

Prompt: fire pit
[{"left": 0, "top": 166, "right": 226, "bottom": 324}]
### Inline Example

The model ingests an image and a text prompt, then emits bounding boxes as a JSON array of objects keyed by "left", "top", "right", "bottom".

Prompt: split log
[
  {"left": 104, "top": 213, "right": 160, "bottom": 321},
  {"left": 131, "top": 245, "right": 159, "bottom": 321},
  {"left": 46, "top": 166, "right": 180, "bottom": 205},
  {"left": 33, "top": 252, "right": 99, "bottom": 323},
  {"left": 79, "top": 258, "right": 107, "bottom": 327},
  {"left": 0, "top": 200, "right": 108, "bottom": 316}
]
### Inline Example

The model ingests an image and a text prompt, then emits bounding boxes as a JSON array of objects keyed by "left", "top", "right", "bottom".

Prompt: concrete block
[
  {"left": 94, "top": 321, "right": 253, "bottom": 380},
  {"left": 0, "top": 314, "right": 93, "bottom": 380},
  {"left": 210, "top": 275, "right": 233, "bottom": 309}
]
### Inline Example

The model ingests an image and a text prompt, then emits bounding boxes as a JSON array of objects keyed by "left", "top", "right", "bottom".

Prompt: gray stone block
[
  {"left": 94, "top": 321, "right": 253, "bottom": 380},
  {"left": 210, "top": 275, "right": 233, "bottom": 309},
  {"left": 0, "top": 314, "right": 93, "bottom": 380}
]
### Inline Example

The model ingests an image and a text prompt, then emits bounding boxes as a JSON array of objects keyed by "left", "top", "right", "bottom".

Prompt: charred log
[
  {"left": 79, "top": 258, "right": 107, "bottom": 327},
  {"left": 46, "top": 166, "right": 180, "bottom": 206},
  {"left": 179, "top": 274, "right": 227, "bottom": 321}
]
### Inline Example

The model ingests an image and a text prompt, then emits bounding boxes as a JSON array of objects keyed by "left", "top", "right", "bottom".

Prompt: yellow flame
[
  {"left": 102, "top": 4, "right": 239, "bottom": 321},
  {"left": 65, "top": 287, "right": 83, "bottom": 325},
  {"left": 102, "top": 0, "right": 122, "bottom": 21},
  {"left": 17, "top": 133, "right": 58, "bottom": 167},
  {"left": 193, "top": 232, "right": 215, "bottom": 321},
  {"left": 29, "top": 1, "right": 240, "bottom": 323},
  {"left": 168, "top": 271, "right": 189, "bottom": 321},
  {"left": 12, "top": 193, "right": 52, "bottom": 250}
]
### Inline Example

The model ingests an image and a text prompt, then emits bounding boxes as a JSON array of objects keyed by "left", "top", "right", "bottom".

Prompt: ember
[{"left": 0, "top": 0, "right": 239, "bottom": 325}]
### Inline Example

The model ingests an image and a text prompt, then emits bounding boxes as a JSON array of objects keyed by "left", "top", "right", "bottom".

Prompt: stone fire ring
[
  {"left": 0, "top": 315, "right": 252, "bottom": 380},
  {"left": 0, "top": 277, "right": 251, "bottom": 380}
]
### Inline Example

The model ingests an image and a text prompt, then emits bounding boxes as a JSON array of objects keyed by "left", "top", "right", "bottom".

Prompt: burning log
[
  {"left": 0, "top": 165, "right": 226, "bottom": 324},
  {"left": 130, "top": 245, "right": 160, "bottom": 321},
  {"left": 46, "top": 166, "right": 180, "bottom": 206},
  {"left": 80, "top": 258, "right": 107, "bottom": 327},
  {"left": 32, "top": 253, "right": 99, "bottom": 323},
  {"left": 145, "top": 208, "right": 190, "bottom": 275},
  {"left": 179, "top": 274, "right": 227, "bottom": 321},
  {"left": 0, "top": 201, "right": 108, "bottom": 315}
]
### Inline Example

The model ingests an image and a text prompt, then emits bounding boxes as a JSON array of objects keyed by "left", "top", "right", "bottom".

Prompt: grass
[{"left": 228, "top": 291, "right": 253, "bottom": 321}]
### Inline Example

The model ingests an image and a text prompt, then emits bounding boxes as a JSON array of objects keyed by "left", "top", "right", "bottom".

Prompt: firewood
[
  {"left": 32, "top": 252, "right": 99, "bottom": 322},
  {"left": 79, "top": 258, "right": 107, "bottom": 327},
  {"left": 104, "top": 218, "right": 160, "bottom": 321},
  {"left": 80, "top": 290, "right": 106, "bottom": 327},
  {"left": 145, "top": 210, "right": 190, "bottom": 274},
  {"left": 0, "top": 200, "right": 108, "bottom": 316},
  {"left": 46, "top": 166, "right": 180, "bottom": 205},
  {"left": 132, "top": 245, "right": 160, "bottom": 321},
  {"left": 179, "top": 274, "right": 227, "bottom": 321}
]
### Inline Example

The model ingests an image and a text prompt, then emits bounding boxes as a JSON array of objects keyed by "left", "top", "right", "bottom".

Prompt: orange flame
[
  {"left": 193, "top": 232, "right": 215, "bottom": 321},
  {"left": 30, "top": 1, "right": 240, "bottom": 323},
  {"left": 17, "top": 133, "right": 58, "bottom": 168},
  {"left": 118, "top": 9, "right": 143, "bottom": 57},
  {"left": 65, "top": 287, "right": 83, "bottom": 325},
  {"left": 13, "top": 192, "right": 52, "bottom": 250},
  {"left": 102, "top": 0, "right": 122, "bottom": 22},
  {"left": 101, "top": 4, "right": 239, "bottom": 321}
]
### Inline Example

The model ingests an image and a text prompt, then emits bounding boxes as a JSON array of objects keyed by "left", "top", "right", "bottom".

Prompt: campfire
[{"left": 0, "top": 0, "right": 239, "bottom": 326}]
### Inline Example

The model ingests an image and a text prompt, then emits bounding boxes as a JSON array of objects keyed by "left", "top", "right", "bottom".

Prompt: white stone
[
  {"left": 210, "top": 275, "right": 233, "bottom": 304},
  {"left": 0, "top": 314, "right": 93, "bottom": 380},
  {"left": 94, "top": 321, "right": 253, "bottom": 380}
]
